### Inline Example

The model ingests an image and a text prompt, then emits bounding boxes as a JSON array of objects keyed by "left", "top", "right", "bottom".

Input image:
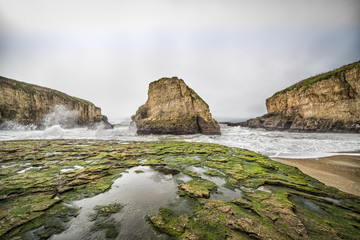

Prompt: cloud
[
  {"left": 1, "top": 0, "right": 359, "bottom": 33},
  {"left": 0, "top": 0, "right": 359, "bottom": 121}
]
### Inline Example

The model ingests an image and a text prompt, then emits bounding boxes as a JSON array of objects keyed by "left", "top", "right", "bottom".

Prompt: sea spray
[
  {"left": 42, "top": 125, "right": 66, "bottom": 139},
  {"left": 43, "top": 105, "right": 79, "bottom": 129},
  {"left": 0, "top": 122, "right": 359, "bottom": 158},
  {"left": 0, "top": 105, "right": 79, "bottom": 130},
  {"left": 0, "top": 120, "right": 37, "bottom": 131}
]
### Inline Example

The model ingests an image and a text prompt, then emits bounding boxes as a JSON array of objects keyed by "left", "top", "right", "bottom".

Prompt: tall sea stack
[
  {"left": 132, "top": 77, "right": 220, "bottom": 135},
  {"left": 239, "top": 61, "right": 360, "bottom": 132}
]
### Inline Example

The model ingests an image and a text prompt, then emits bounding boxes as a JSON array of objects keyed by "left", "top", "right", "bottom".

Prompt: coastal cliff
[
  {"left": 132, "top": 77, "right": 220, "bottom": 135},
  {"left": 239, "top": 61, "right": 360, "bottom": 132},
  {"left": 0, "top": 76, "right": 111, "bottom": 128}
]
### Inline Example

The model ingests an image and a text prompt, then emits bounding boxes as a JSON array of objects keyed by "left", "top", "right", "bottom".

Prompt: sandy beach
[{"left": 275, "top": 154, "right": 360, "bottom": 197}]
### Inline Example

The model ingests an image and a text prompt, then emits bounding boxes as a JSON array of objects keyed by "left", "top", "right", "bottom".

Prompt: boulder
[{"left": 132, "top": 77, "right": 220, "bottom": 135}]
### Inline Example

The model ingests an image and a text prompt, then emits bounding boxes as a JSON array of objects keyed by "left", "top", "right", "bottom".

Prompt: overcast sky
[{"left": 0, "top": 0, "right": 359, "bottom": 122}]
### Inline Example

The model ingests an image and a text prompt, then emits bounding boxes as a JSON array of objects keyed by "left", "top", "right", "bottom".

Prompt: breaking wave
[
  {"left": 0, "top": 105, "right": 80, "bottom": 131},
  {"left": 0, "top": 106, "right": 359, "bottom": 158},
  {"left": 43, "top": 105, "right": 79, "bottom": 128},
  {"left": 0, "top": 121, "right": 37, "bottom": 131},
  {"left": 0, "top": 119, "right": 359, "bottom": 159}
]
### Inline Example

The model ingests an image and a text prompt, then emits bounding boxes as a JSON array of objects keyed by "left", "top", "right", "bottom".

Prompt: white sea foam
[
  {"left": 42, "top": 125, "right": 66, "bottom": 138},
  {"left": 17, "top": 166, "right": 42, "bottom": 173},
  {"left": 60, "top": 165, "right": 84, "bottom": 172},
  {"left": 0, "top": 105, "right": 80, "bottom": 131},
  {"left": 0, "top": 121, "right": 359, "bottom": 158},
  {"left": 0, "top": 121, "right": 37, "bottom": 131}
]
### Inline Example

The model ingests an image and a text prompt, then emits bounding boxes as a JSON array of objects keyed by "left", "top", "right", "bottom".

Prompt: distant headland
[
  {"left": 226, "top": 61, "right": 360, "bottom": 133},
  {"left": 0, "top": 76, "right": 112, "bottom": 129}
]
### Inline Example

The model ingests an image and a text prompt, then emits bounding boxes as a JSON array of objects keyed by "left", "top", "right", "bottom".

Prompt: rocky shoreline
[
  {"left": 0, "top": 76, "right": 112, "bottom": 129},
  {"left": 222, "top": 113, "right": 360, "bottom": 133},
  {"left": 229, "top": 61, "right": 360, "bottom": 133},
  {"left": 1, "top": 140, "right": 359, "bottom": 239}
]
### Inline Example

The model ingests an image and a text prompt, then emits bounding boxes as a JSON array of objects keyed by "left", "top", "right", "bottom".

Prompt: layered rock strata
[
  {"left": 132, "top": 77, "right": 220, "bottom": 135},
  {"left": 0, "top": 76, "right": 111, "bottom": 128},
  {"left": 238, "top": 61, "right": 360, "bottom": 132}
]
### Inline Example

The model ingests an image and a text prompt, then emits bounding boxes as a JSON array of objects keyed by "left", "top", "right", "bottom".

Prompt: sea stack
[
  {"left": 0, "top": 76, "right": 112, "bottom": 128},
  {"left": 239, "top": 61, "right": 360, "bottom": 132},
  {"left": 132, "top": 77, "right": 220, "bottom": 135}
]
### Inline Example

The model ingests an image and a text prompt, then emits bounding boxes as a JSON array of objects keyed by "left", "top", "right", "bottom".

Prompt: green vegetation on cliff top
[
  {"left": 0, "top": 140, "right": 359, "bottom": 239},
  {"left": 188, "top": 87, "right": 209, "bottom": 108},
  {"left": 0, "top": 76, "right": 94, "bottom": 106},
  {"left": 274, "top": 60, "right": 360, "bottom": 95}
]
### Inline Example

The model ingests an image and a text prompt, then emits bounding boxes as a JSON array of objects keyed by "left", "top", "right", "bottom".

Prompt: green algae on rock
[
  {"left": 0, "top": 140, "right": 359, "bottom": 239},
  {"left": 179, "top": 179, "right": 217, "bottom": 198},
  {"left": 94, "top": 203, "right": 123, "bottom": 217},
  {"left": 88, "top": 203, "right": 124, "bottom": 239}
]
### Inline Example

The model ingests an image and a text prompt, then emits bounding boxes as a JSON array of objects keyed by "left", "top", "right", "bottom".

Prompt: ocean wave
[
  {"left": 0, "top": 122, "right": 359, "bottom": 158},
  {"left": 0, "top": 121, "right": 37, "bottom": 131},
  {"left": 43, "top": 105, "right": 79, "bottom": 128}
]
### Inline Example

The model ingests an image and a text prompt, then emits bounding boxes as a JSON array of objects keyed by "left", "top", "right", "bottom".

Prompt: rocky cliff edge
[
  {"left": 0, "top": 76, "right": 112, "bottom": 128},
  {"left": 132, "top": 77, "right": 220, "bottom": 135},
  {"left": 238, "top": 61, "right": 360, "bottom": 133}
]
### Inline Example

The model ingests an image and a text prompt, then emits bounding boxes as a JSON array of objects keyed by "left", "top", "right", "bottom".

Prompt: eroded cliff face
[
  {"left": 132, "top": 77, "right": 220, "bottom": 135},
  {"left": 0, "top": 76, "right": 111, "bottom": 128},
  {"left": 240, "top": 62, "right": 360, "bottom": 132}
]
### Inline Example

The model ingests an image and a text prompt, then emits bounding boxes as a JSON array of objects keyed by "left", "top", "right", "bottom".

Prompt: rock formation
[
  {"left": 2, "top": 140, "right": 359, "bottom": 239},
  {"left": 238, "top": 61, "right": 360, "bottom": 132},
  {"left": 132, "top": 77, "right": 220, "bottom": 135},
  {"left": 0, "top": 76, "right": 112, "bottom": 128}
]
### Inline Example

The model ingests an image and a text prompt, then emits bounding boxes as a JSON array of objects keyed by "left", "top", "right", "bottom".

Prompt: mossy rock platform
[{"left": 0, "top": 140, "right": 359, "bottom": 239}]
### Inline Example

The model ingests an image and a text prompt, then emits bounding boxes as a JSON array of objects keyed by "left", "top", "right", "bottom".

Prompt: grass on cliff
[
  {"left": 274, "top": 60, "right": 360, "bottom": 95},
  {"left": 188, "top": 87, "right": 209, "bottom": 108},
  {"left": 0, "top": 76, "right": 94, "bottom": 106}
]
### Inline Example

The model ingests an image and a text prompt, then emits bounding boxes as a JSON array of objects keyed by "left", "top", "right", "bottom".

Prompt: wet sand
[{"left": 275, "top": 155, "right": 360, "bottom": 197}]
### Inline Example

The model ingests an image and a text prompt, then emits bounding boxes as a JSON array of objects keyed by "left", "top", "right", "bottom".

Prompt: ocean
[{"left": 1, "top": 120, "right": 359, "bottom": 159}]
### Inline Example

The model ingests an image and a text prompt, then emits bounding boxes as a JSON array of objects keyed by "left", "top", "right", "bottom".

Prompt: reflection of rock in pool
[
  {"left": 151, "top": 166, "right": 180, "bottom": 175},
  {"left": 290, "top": 196, "right": 329, "bottom": 215},
  {"left": 51, "top": 166, "right": 192, "bottom": 240}
]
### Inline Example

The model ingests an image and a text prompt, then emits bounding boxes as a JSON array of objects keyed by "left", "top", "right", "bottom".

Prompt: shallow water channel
[
  {"left": 186, "top": 166, "right": 243, "bottom": 201},
  {"left": 50, "top": 164, "right": 243, "bottom": 240}
]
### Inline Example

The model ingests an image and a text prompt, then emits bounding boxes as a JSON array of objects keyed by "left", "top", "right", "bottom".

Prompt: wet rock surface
[
  {"left": 0, "top": 140, "right": 359, "bottom": 239},
  {"left": 132, "top": 77, "right": 220, "bottom": 135}
]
